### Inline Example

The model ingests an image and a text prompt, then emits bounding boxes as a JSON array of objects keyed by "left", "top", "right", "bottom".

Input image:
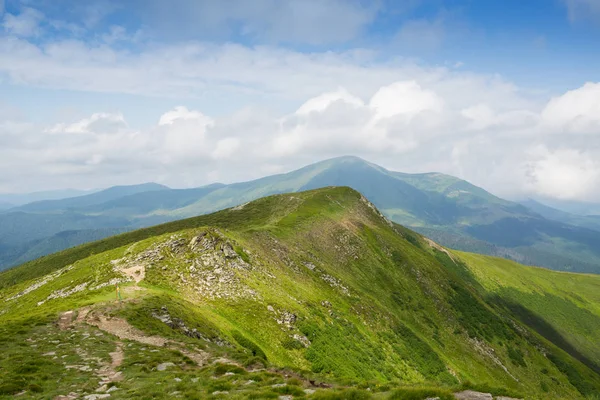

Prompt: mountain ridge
[{"left": 1, "top": 187, "right": 599, "bottom": 399}]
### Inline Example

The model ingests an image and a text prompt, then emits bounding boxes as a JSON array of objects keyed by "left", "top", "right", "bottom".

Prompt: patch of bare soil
[
  {"left": 120, "top": 264, "right": 145, "bottom": 283},
  {"left": 84, "top": 309, "right": 210, "bottom": 366},
  {"left": 58, "top": 310, "right": 75, "bottom": 330},
  {"left": 95, "top": 341, "right": 124, "bottom": 390}
]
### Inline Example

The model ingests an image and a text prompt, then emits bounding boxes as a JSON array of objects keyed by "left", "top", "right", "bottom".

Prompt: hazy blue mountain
[
  {"left": 527, "top": 197, "right": 600, "bottom": 216},
  {"left": 0, "top": 201, "right": 14, "bottom": 210},
  {"left": 12, "top": 183, "right": 169, "bottom": 213},
  {"left": 2, "top": 156, "right": 600, "bottom": 274},
  {"left": 0, "top": 184, "right": 171, "bottom": 269},
  {"left": 77, "top": 183, "right": 226, "bottom": 219},
  {"left": 521, "top": 198, "right": 600, "bottom": 232},
  {"left": 0, "top": 188, "right": 99, "bottom": 207}
]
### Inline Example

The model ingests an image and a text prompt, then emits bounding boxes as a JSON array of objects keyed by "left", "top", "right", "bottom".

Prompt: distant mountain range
[
  {"left": 0, "top": 188, "right": 100, "bottom": 207},
  {"left": 2, "top": 156, "right": 600, "bottom": 273}
]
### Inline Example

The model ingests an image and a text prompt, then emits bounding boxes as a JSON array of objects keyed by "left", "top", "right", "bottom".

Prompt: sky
[{"left": 1, "top": 0, "right": 600, "bottom": 202}]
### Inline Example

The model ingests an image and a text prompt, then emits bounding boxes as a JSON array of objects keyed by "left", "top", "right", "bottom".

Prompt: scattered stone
[
  {"left": 43, "top": 351, "right": 56, "bottom": 356},
  {"left": 83, "top": 394, "right": 111, "bottom": 400},
  {"left": 321, "top": 300, "right": 332, "bottom": 308},
  {"left": 244, "top": 380, "right": 255, "bottom": 385},
  {"left": 157, "top": 362, "right": 175, "bottom": 371},
  {"left": 496, "top": 398, "right": 523, "bottom": 400},
  {"left": 224, "top": 372, "right": 235, "bottom": 376},
  {"left": 55, "top": 393, "right": 79, "bottom": 400},
  {"left": 272, "top": 383, "right": 287, "bottom": 388},
  {"left": 276, "top": 311, "right": 297, "bottom": 329},
  {"left": 5, "top": 264, "right": 74, "bottom": 302},
  {"left": 191, "top": 378, "right": 199, "bottom": 383},
  {"left": 454, "top": 391, "right": 493, "bottom": 400},
  {"left": 96, "top": 385, "right": 108, "bottom": 392},
  {"left": 303, "top": 262, "right": 316, "bottom": 271},
  {"left": 106, "top": 387, "right": 119, "bottom": 393},
  {"left": 39, "top": 282, "right": 90, "bottom": 306},
  {"left": 212, "top": 391, "right": 229, "bottom": 395},
  {"left": 304, "top": 389, "right": 316, "bottom": 395},
  {"left": 174, "top": 378, "right": 182, "bottom": 382},
  {"left": 279, "top": 396, "right": 293, "bottom": 400},
  {"left": 292, "top": 333, "right": 311, "bottom": 347},
  {"left": 267, "top": 305, "right": 275, "bottom": 312}
]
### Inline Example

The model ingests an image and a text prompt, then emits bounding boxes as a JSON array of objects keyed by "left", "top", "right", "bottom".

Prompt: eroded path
[{"left": 84, "top": 308, "right": 211, "bottom": 367}]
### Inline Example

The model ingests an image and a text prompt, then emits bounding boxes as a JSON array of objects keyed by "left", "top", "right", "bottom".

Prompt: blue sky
[{"left": 1, "top": 0, "right": 600, "bottom": 202}]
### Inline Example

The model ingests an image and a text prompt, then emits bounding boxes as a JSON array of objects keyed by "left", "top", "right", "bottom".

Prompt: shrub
[
  {"left": 232, "top": 330, "right": 267, "bottom": 360},
  {"left": 507, "top": 347, "right": 527, "bottom": 367}
]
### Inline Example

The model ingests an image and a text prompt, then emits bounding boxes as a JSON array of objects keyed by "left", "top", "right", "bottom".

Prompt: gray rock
[
  {"left": 222, "top": 243, "right": 237, "bottom": 258},
  {"left": 157, "top": 362, "right": 175, "bottom": 371},
  {"left": 84, "top": 395, "right": 111, "bottom": 400},
  {"left": 495, "top": 398, "right": 523, "bottom": 400},
  {"left": 454, "top": 391, "right": 493, "bottom": 400}
]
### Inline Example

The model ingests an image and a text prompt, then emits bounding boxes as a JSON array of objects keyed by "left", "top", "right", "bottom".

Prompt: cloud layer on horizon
[
  {"left": 2, "top": 76, "right": 600, "bottom": 202},
  {"left": 1, "top": 0, "right": 600, "bottom": 203}
]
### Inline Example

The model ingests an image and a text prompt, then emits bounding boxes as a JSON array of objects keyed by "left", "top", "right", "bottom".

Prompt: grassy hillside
[{"left": 1, "top": 187, "right": 599, "bottom": 399}]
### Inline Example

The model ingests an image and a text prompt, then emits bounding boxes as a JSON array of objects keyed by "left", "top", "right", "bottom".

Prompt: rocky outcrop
[{"left": 151, "top": 305, "right": 228, "bottom": 346}]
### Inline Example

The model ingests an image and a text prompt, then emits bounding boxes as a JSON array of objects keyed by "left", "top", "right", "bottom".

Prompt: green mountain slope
[
  {"left": 1, "top": 187, "right": 599, "bottom": 399},
  {"left": 3, "top": 156, "right": 600, "bottom": 275}
]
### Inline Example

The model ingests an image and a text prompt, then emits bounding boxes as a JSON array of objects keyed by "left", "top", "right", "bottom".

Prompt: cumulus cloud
[
  {"left": 2, "top": 78, "right": 600, "bottom": 203},
  {"left": 525, "top": 147, "right": 600, "bottom": 200},
  {"left": 541, "top": 82, "right": 600, "bottom": 134}
]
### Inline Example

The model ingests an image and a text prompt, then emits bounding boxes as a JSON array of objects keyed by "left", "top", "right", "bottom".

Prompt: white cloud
[
  {"left": 2, "top": 7, "right": 44, "bottom": 37},
  {"left": 369, "top": 81, "right": 443, "bottom": 120},
  {"left": 158, "top": 106, "right": 212, "bottom": 126},
  {"left": 525, "top": 147, "right": 600, "bottom": 200},
  {"left": 3, "top": 78, "right": 600, "bottom": 201},
  {"left": 296, "top": 88, "right": 364, "bottom": 115},
  {"left": 541, "top": 82, "right": 600, "bottom": 134},
  {"left": 212, "top": 137, "right": 241, "bottom": 160},
  {"left": 47, "top": 112, "right": 127, "bottom": 134}
]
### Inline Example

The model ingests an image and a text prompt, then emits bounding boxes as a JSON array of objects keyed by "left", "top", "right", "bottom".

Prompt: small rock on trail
[{"left": 58, "top": 310, "right": 75, "bottom": 330}]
